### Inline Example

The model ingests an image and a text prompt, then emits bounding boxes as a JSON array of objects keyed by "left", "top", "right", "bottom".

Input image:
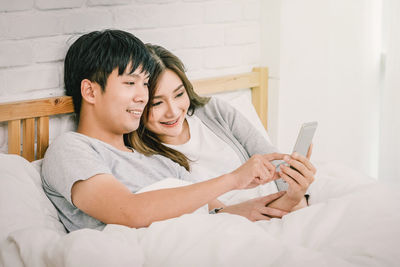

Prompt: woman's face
[{"left": 145, "top": 69, "right": 190, "bottom": 144}]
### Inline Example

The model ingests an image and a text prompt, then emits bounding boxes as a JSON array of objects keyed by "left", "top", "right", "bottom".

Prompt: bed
[{"left": 0, "top": 67, "right": 399, "bottom": 267}]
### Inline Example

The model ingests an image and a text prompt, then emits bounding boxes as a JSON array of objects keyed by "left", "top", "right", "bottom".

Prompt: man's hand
[
  {"left": 230, "top": 153, "right": 285, "bottom": 190},
  {"left": 219, "top": 191, "right": 288, "bottom": 221}
]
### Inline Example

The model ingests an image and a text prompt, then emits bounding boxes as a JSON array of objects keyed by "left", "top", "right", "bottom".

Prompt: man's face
[{"left": 94, "top": 65, "right": 149, "bottom": 135}]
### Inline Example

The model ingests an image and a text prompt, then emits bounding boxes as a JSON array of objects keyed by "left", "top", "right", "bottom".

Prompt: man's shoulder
[
  {"left": 49, "top": 131, "right": 87, "bottom": 148},
  {"left": 45, "top": 131, "right": 98, "bottom": 158}
]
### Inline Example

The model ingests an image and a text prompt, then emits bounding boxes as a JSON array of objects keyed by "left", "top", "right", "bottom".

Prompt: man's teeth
[{"left": 127, "top": 110, "right": 141, "bottom": 115}]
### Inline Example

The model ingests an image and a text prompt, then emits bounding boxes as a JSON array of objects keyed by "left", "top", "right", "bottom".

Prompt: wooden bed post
[
  {"left": 22, "top": 118, "right": 35, "bottom": 161},
  {"left": 37, "top": 116, "right": 49, "bottom": 160},
  {"left": 8, "top": 120, "right": 21, "bottom": 156},
  {"left": 251, "top": 67, "right": 269, "bottom": 131}
]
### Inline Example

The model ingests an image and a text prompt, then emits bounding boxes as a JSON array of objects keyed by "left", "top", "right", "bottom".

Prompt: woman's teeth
[{"left": 161, "top": 119, "right": 178, "bottom": 125}]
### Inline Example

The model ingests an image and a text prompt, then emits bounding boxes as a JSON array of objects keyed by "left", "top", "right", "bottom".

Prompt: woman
[{"left": 128, "top": 44, "right": 316, "bottom": 219}]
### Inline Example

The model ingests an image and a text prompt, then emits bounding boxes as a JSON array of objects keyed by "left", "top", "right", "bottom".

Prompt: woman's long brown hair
[{"left": 127, "top": 44, "right": 209, "bottom": 171}]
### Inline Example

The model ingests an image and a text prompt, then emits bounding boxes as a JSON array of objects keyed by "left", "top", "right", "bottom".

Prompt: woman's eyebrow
[{"left": 153, "top": 84, "right": 184, "bottom": 99}]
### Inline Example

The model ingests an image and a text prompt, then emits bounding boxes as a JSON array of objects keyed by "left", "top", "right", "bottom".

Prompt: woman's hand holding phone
[{"left": 278, "top": 145, "right": 316, "bottom": 204}]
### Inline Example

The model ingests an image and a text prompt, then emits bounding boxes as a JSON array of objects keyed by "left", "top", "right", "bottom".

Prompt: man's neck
[{"left": 77, "top": 121, "right": 130, "bottom": 152}]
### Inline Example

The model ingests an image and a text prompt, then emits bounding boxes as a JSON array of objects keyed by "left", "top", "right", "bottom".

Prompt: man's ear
[{"left": 81, "top": 79, "right": 96, "bottom": 104}]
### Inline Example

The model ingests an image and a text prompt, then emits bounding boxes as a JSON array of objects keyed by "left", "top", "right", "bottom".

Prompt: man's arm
[
  {"left": 72, "top": 173, "right": 236, "bottom": 228},
  {"left": 71, "top": 154, "right": 282, "bottom": 228}
]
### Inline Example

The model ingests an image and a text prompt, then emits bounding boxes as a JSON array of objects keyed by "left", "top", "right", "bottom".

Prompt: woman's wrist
[
  {"left": 282, "top": 194, "right": 303, "bottom": 207},
  {"left": 291, "top": 196, "right": 308, "bottom": 211},
  {"left": 221, "top": 173, "right": 239, "bottom": 191}
]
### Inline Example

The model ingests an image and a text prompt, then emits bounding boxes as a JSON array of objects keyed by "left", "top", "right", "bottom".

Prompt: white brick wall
[
  {"left": 0, "top": 0, "right": 265, "bottom": 153},
  {"left": 0, "top": 0, "right": 33, "bottom": 12},
  {"left": 35, "top": 0, "right": 84, "bottom": 10},
  {"left": 204, "top": 1, "right": 241, "bottom": 23}
]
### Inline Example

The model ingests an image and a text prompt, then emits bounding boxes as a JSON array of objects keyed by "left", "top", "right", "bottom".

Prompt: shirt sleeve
[
  {"left": 208, "top": 98, "right": 288, "bottom": 191},
  {"left": 210, "top": 97, "right": 279, "bottom": 156},
  {"left": 41, "top": 133, "right": 112, "bottom": 204}
]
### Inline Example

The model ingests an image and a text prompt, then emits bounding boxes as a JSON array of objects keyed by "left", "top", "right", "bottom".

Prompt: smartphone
[{"left": 274, "top": 121, "right": 318, "bottom": 172}]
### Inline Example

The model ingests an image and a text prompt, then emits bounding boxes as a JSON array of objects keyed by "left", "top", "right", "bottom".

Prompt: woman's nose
[{"left": 165, "top": 101, "right": 178, "bottom": 118}]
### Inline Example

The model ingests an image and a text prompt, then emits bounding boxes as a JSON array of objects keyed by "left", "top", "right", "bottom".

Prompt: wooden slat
[
  {"left": 22, "top": 118, "right": 35, "bottom": 161},
  {"left": 192, "top": 72, "right": 260, "bottom": 95},
  {"left": 37, "top": 116, "right": 49, "bottom": 160},
  {"left": 0, "top": 96, "right": 74, "bottom": 122},
  {"left": 251, "top": 67, "right": 269, "bottom": 130},
  {"left": 8, "top": 120, "right": 21, "bottom": 155}
]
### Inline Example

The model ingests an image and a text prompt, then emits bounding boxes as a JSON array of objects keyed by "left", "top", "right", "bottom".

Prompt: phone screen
[
  {"left": 292, "top": 121, "right": 318, "bottom": 157},
  {"left": 273, "top": 121, "right": 318, "bottom": 172}
]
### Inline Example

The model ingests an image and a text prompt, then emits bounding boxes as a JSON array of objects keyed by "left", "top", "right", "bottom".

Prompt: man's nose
[{"left": 133, "top": 83, "right": 149, "bottom": 104}]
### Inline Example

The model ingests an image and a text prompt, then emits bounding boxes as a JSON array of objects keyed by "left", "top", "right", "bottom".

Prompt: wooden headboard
[{"left": 0, "top": 67, "right": 268, "bottom": 161}]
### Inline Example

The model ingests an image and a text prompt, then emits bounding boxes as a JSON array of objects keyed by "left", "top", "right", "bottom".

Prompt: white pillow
[
  {"left": 210, "top": 89, "right": 272, "bottom": 144},
  {"left": 0, "top": 154, "right": 145, "bottom": 267},
  {"left": 0, "top": 154, "right": 66, "bottom": 244}
]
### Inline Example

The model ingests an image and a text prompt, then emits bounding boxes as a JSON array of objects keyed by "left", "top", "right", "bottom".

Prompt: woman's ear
[{"left": 81, "top": 79, "right": 96, "bottom": 104}]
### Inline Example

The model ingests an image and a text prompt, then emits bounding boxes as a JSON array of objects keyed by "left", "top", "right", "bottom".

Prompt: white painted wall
[
  {"left": 262, "top": 0, "right": 382, "bottom": 179},
  {"left": 379, "top": 0, "right": 400, "bottom": 182}
]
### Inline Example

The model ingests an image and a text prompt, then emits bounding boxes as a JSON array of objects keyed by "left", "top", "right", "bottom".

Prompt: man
[{"left": 41, "top": 29, "right": 288, "bottom": 232}]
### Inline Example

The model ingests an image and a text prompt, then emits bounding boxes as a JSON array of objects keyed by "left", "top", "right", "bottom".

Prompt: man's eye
[{"left": 151, "top": 101, "right": 162, "bottom": 107}]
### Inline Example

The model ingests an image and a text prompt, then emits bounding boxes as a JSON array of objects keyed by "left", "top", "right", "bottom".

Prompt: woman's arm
[
  {"left": 218, "top": 191, "right": 288, "bottom": 220},
  {"left": 204, "top": 98, "right": 278, "bottom": 156},
  {"left": 198, "top": 98, "right": 288, "bottom": 191}
]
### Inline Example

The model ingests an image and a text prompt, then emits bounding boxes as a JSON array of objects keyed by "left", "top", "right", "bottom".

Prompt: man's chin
[{"left": 124, "top": 124, "right": 140, "bottom": 133}]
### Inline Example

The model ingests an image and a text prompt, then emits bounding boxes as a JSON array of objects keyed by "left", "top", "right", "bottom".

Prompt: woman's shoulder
[{"left": 196, "top": 97, "right": 233, "bottom": 115}]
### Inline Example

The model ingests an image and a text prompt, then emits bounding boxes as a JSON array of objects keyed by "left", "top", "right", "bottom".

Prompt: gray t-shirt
[{"left": 41, "top": 131, "right": 191, "bottom": 232}]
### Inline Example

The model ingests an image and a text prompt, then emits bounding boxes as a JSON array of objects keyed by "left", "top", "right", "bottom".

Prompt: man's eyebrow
[
  {"left": 125, "top": 73, "right": 140, "bottom": 77},
  {"left": 124, "top": 72, "right": 150, "bottom": 79},
  {"left": 153, "top": 84, "right": 184, "bottom": 99}
]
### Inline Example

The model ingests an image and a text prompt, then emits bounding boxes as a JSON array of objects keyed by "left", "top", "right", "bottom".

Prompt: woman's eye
[
  {"left": 126, "top": 82, "right": 135, "bottom": 85},
  {"left": 176, "top": 92, "right": 184, "bottom": 98},
  {"left": 151, "top": 101, "right": 162, "bottom": 107},
  {"left": 144, "top": 82, "right": 149, "bottom": 88}
]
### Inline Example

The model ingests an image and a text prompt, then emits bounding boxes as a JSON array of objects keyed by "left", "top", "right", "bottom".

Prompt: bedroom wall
[
  {"left": 262, "top": 0, "right": 382, "bottom": 179},
  {"left": 379, "top": 0, "right": 400, "bottom": 182},
  {"left": 0, "top": 0, "right": 264, "bottom": 153}
]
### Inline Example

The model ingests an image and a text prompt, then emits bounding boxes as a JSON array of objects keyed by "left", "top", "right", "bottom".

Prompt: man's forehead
[{"left": 121, "top": 63, "right": 150, "bottom": 78}]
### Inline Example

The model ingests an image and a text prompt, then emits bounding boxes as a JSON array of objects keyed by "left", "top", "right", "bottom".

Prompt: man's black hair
[{"left": 64, "top": 29, "right": 154, "bottom": 118}]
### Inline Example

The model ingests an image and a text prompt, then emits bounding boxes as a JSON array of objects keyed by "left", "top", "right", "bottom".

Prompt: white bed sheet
[{"left": 1, "top": 154, "right": 400, "bottom": 267}]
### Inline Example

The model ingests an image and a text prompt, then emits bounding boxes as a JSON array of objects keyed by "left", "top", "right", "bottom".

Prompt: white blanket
[{"left": 1, "top": 155, "right": 399, "bottom": 267}]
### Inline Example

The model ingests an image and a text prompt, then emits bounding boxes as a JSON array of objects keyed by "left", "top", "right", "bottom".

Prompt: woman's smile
[{"left": 160, "top": 117, "right": 181, "bottom": 127}]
